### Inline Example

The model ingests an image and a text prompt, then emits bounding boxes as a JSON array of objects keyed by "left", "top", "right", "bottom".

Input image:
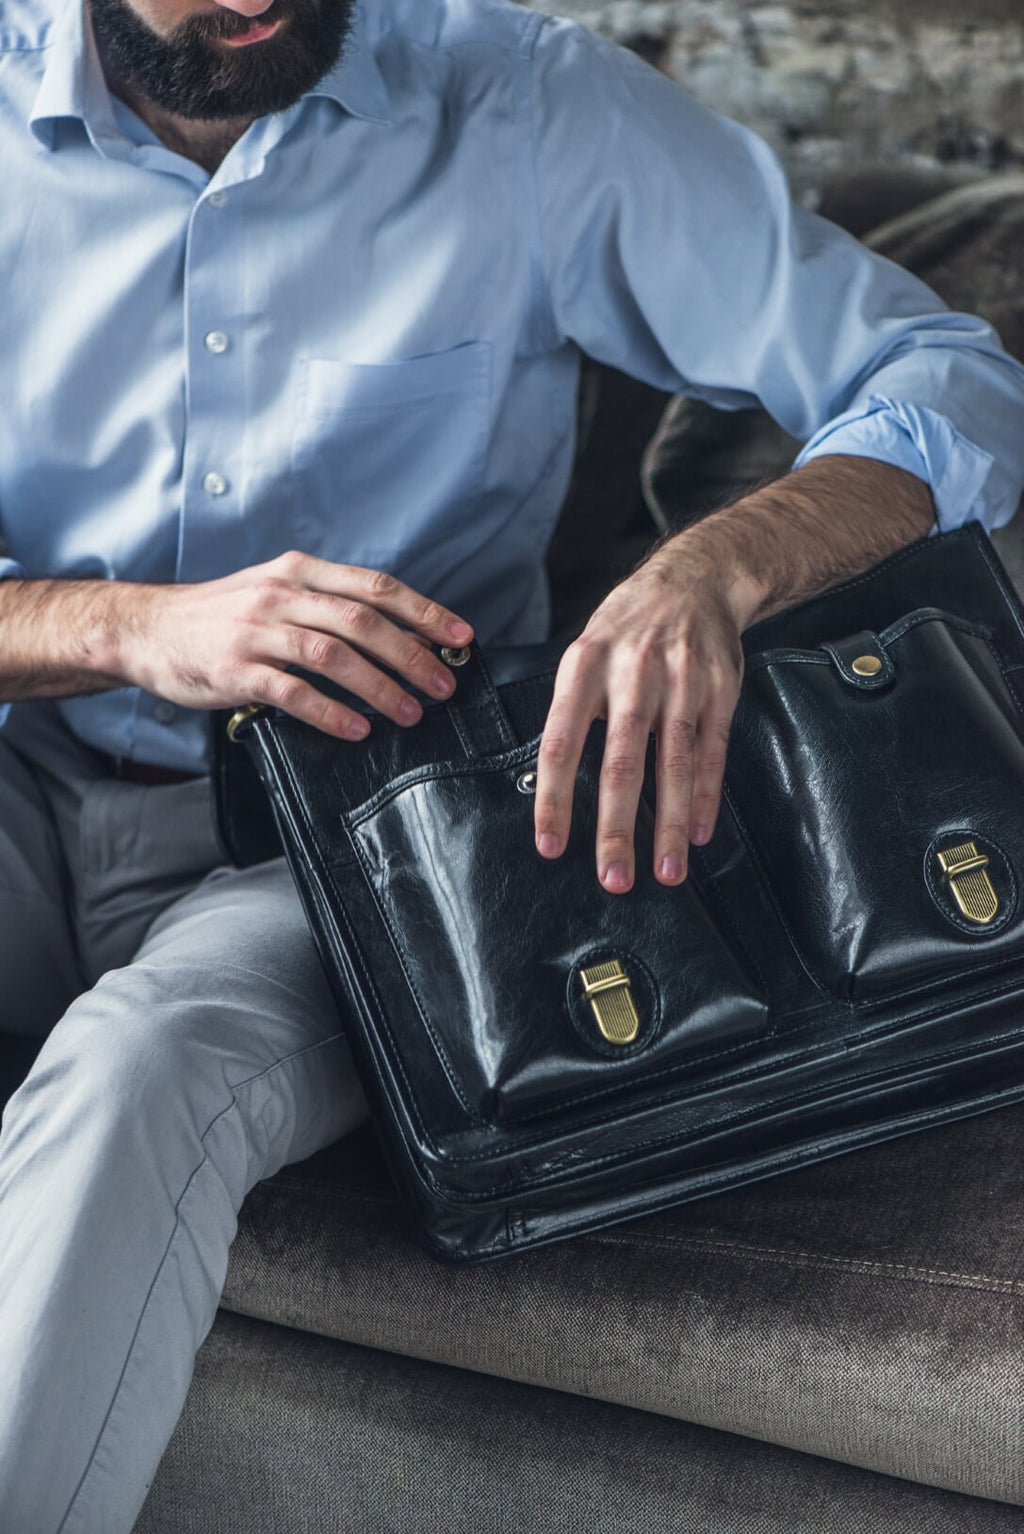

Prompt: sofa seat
[
  {"left": 139, "top": 1310, "right": 1024, "bottom": 1533},
  {"left": 140, "top": 1096, "right": 1024, "bottom": 1520}
]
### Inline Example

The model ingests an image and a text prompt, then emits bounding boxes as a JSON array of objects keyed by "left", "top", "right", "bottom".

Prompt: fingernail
[
  {"left": 603, "top": 862, "right": 632, "bottom": 892},
  {"left": 691, "top": 825, "right": 710, "bottom": 846},
  {"left": 537, "top": 833, "right": 561, "bottom": 857},
  {"left": 433, "top": 670, "right": 455, "bottom": 696},
  {"left": 348, "top": 718, "right": 370, "bottom": 740},
  {"left": 659, "top": 855, "right": 684, "bottom": 883},
  {"left": 448, "top": 619, "right": 472, "bottom": 641},
  {"left": 399, "top": 698, "right": 421, "bottom": 723}
]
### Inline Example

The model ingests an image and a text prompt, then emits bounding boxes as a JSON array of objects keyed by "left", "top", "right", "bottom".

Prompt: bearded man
[{"left": 0, "top": 0, "right": 1022, "bottom": 1526}]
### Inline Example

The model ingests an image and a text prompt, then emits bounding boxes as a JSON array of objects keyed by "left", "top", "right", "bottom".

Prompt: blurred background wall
[{"left": 524, "top": 0, "right": 1024, "bottom": 202}]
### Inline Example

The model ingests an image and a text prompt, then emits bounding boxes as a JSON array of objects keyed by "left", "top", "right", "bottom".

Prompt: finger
[
  {"left": 688, "top": 683, "right": 739, "bottom": 847},
  {"left": 595, "top": 695, "right": 656, "bottom": 895},
  {"left": 652, "top": 694, "right": 700, "bottom": 885},
  {"left": 273, "top": 553, "right": 474, "bottom": 647},
  {"left": 285, "top": 594, "right": 459, "bottom": 704},
  {"left": 244, "top": 667, "right": 373, "bottom": 740},
  {"left": 534, "top": 643, "right": 604, "bottom": 859},
  {"left": 269, "top": 625, "right": 434, "bottom": 727}
]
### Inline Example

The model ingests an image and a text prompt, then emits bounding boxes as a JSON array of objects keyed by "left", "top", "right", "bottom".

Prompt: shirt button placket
[{"left": 180, "top": 186, "right": 246, "bottom": 581}]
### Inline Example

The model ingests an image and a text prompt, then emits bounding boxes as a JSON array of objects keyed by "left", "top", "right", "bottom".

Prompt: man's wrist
[
  {"left": 647, "top": 514, "right": 771, "bottom": 634},
  {"left": 648, "top": 455, "right": 935, "bottom": 633},
  {"left": 0, "top": 576, "right": 153, "bottom": 700}
]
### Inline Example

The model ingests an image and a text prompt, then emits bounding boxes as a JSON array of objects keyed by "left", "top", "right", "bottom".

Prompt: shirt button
[
  {"left": 204, "top": 330, "right": 229, "bottom": 355},
  {"left": 153, "top": 700, "right": 177, "bottom": 724},
  {"left": 203, "top": 471, "right": 228, "bottom": 497},
  {"left": 207, "top": 191, "right": 227, "bottom": 208}
]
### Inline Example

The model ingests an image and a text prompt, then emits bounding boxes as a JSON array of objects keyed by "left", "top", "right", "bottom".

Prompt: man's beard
[{"left": 89, "top": 0, "right": 356, "bottom": 120}]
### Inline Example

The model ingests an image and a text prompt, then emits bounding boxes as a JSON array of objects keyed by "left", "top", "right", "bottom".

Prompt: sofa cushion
[
  {"left": 224, "top": 1101, "right": 1024, "bottom": 1507},
  {"left": 142, "top": 1310, "right": 1024, "bottom": 1534}
]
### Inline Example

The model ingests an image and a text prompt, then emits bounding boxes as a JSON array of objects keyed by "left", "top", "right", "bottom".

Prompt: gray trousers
[{"left": 0, "top": 702, "right": 369, "bottom": 1532}]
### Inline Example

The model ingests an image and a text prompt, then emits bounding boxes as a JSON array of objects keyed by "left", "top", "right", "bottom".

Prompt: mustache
[{"left": 171, "top": 0, "right": 301, "bottom": 43}]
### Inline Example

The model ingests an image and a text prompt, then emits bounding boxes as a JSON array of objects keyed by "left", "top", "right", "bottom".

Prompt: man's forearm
[
  {"left": 0, "top": 557, "right": 475, "bottom": 734},
  {"left": 0, "top": 579, "right": 135, "bottom": 701},
  {"left": 653, "top": 454, "right": 937, "bottom": 632}
]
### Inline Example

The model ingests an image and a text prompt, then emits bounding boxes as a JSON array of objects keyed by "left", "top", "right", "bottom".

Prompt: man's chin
[{"left": 89, "top": 0, "right": 354, "bottom": 121}]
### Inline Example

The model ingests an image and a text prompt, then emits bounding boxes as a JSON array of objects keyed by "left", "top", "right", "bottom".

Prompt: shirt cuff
[{"left": 791, "top": 395, "right": 996, "bottom": 535}]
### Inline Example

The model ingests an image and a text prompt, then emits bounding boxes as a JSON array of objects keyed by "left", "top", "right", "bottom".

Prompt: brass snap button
[
  {"left": 852, "top": 654, "right": 883, "bottom": 677},
  {"left": 440, "top": 646, "right": 471, "bottom": 667},
  {"left": 516, "top": 770, "right": 537, "bottom": 795}
]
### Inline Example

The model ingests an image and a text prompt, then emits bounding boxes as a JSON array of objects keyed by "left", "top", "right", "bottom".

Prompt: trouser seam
[{"left": 55, "top": 1026, "right": 348, "bottom": 1532}]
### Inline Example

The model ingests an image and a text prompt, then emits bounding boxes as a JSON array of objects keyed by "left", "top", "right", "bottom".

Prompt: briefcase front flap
[{"left": 339, "top": 725, "right": 770, "bottom": 1128}]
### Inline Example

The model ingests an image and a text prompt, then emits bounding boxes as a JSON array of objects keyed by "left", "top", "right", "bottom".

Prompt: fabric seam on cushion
[{"left": 586, "top": 1231, "right": 1024, "bottom": 1295}]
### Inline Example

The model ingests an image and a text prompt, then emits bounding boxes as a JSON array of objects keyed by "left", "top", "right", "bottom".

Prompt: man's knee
[{"left": 5, "top": 968, "right": 233, "bottom": 1161}]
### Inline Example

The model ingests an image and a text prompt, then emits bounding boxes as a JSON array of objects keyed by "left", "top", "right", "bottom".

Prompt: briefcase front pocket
[
  {"left": 726, "top": 609, "right": 1024, "bottom": 1003},
  {"left": 344, "top": 733, "right": 768, "bottom": 1125}
]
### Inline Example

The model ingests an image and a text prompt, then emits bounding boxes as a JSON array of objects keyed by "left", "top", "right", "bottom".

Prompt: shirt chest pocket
[{"left": 289, "top": 342, "right": 491, "bottom": 569}]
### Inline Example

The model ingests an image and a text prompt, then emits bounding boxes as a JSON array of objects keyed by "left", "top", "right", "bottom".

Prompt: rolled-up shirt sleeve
[
  {"left": 793, "top": 396, "right": 1001, "bottom": 532},
  {"left": 529, "top": 17, "right": 1024, "bottom": 532}
]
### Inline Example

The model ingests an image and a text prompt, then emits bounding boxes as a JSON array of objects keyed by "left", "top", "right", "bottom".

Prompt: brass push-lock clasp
[
  {"left": 937, "top": 840, "right": 999, "bottom": 925},
  {"left": 579, "top": 960, "right": 641, "bottom": 1045}
]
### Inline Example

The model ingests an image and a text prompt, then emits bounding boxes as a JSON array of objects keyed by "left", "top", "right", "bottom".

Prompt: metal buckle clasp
[
  {"left": 937, "top": 840, "right": 999, "bottom": 925},
  {"left": 579, "top": 960, "right": 641, "bottom": 1045}
]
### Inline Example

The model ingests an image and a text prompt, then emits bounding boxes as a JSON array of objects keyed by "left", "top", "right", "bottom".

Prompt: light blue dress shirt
[{"left": 2, "top": 0, "right": 1024, "bottom": 770}]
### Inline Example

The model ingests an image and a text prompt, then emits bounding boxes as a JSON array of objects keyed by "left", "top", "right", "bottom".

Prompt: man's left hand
[
  {"left": 532, "top": 537, "right": 757, "bottom": 893},
  {"left": 533, "top": 456, "right": 937, "bottom": 891}
]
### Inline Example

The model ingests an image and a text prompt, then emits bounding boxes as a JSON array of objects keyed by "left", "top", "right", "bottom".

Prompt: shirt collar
[
  {"left": 30, "top": 0, "right": 391, "bottom": 151},
  {"left": 308, "top": 3, "right": 392, "bottom": 125},
  {"left": 30, "top": 0, "right": 118, "bottom": 148}
]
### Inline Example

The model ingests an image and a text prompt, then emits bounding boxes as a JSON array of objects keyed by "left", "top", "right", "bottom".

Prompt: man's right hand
[{"left": 0, "top": 552, "right": 475, "bottom": 735}]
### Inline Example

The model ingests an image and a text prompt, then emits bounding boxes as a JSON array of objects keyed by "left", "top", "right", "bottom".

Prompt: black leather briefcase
[{"left": 218, "top": 524, "right": 1024, "bottom": 1261}]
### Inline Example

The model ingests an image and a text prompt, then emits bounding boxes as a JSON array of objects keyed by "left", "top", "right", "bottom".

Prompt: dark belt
[{"left": 106, "top": 756, "right": 207, "bottom": 788}]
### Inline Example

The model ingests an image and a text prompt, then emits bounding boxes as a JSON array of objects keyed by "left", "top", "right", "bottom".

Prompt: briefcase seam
[
  {"left": 685, "top": 846, "right": 772, "bottom": 1008},
  {"left": 716, "top": 782, "right": 834, "bottom": 1002},
  {"left": 975, "top": 525, "right": 1024, "bottom": 650},
  {"left": 416, "top": 1071, "right": 1024, "bottom": 1227},
  {"left": 344, "top": 737, "right": 544, "bottom": 825},
  {"left": 413, "top": 1010, "right": 1024, "bottom": 1183}
]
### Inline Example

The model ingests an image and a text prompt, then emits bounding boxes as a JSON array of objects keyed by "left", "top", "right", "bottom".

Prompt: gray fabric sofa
[
  {"left": 6, "top": 171, "right": 1024, "bottom": 1530},
  {"left": 140, "top": 1102, "right": 1024, "bottom": 1531}
]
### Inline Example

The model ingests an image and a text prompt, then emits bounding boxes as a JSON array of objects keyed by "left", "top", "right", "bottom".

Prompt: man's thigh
[
  {"left": 116, "top": 854, "right": 370, "bottom": 1169},
  {"left": 0, "top": 697, "right": 368, "bottom": 1159}
]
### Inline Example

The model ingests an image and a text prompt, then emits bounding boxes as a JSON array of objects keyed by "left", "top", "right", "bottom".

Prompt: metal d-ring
[{"left": 226, "top": 704, "right": 262, "bottom": 742}]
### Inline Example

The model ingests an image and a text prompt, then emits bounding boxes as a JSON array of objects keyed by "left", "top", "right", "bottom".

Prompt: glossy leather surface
[{"left": 223, "top": 525, "right": 1024, "bottom": 1260}]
